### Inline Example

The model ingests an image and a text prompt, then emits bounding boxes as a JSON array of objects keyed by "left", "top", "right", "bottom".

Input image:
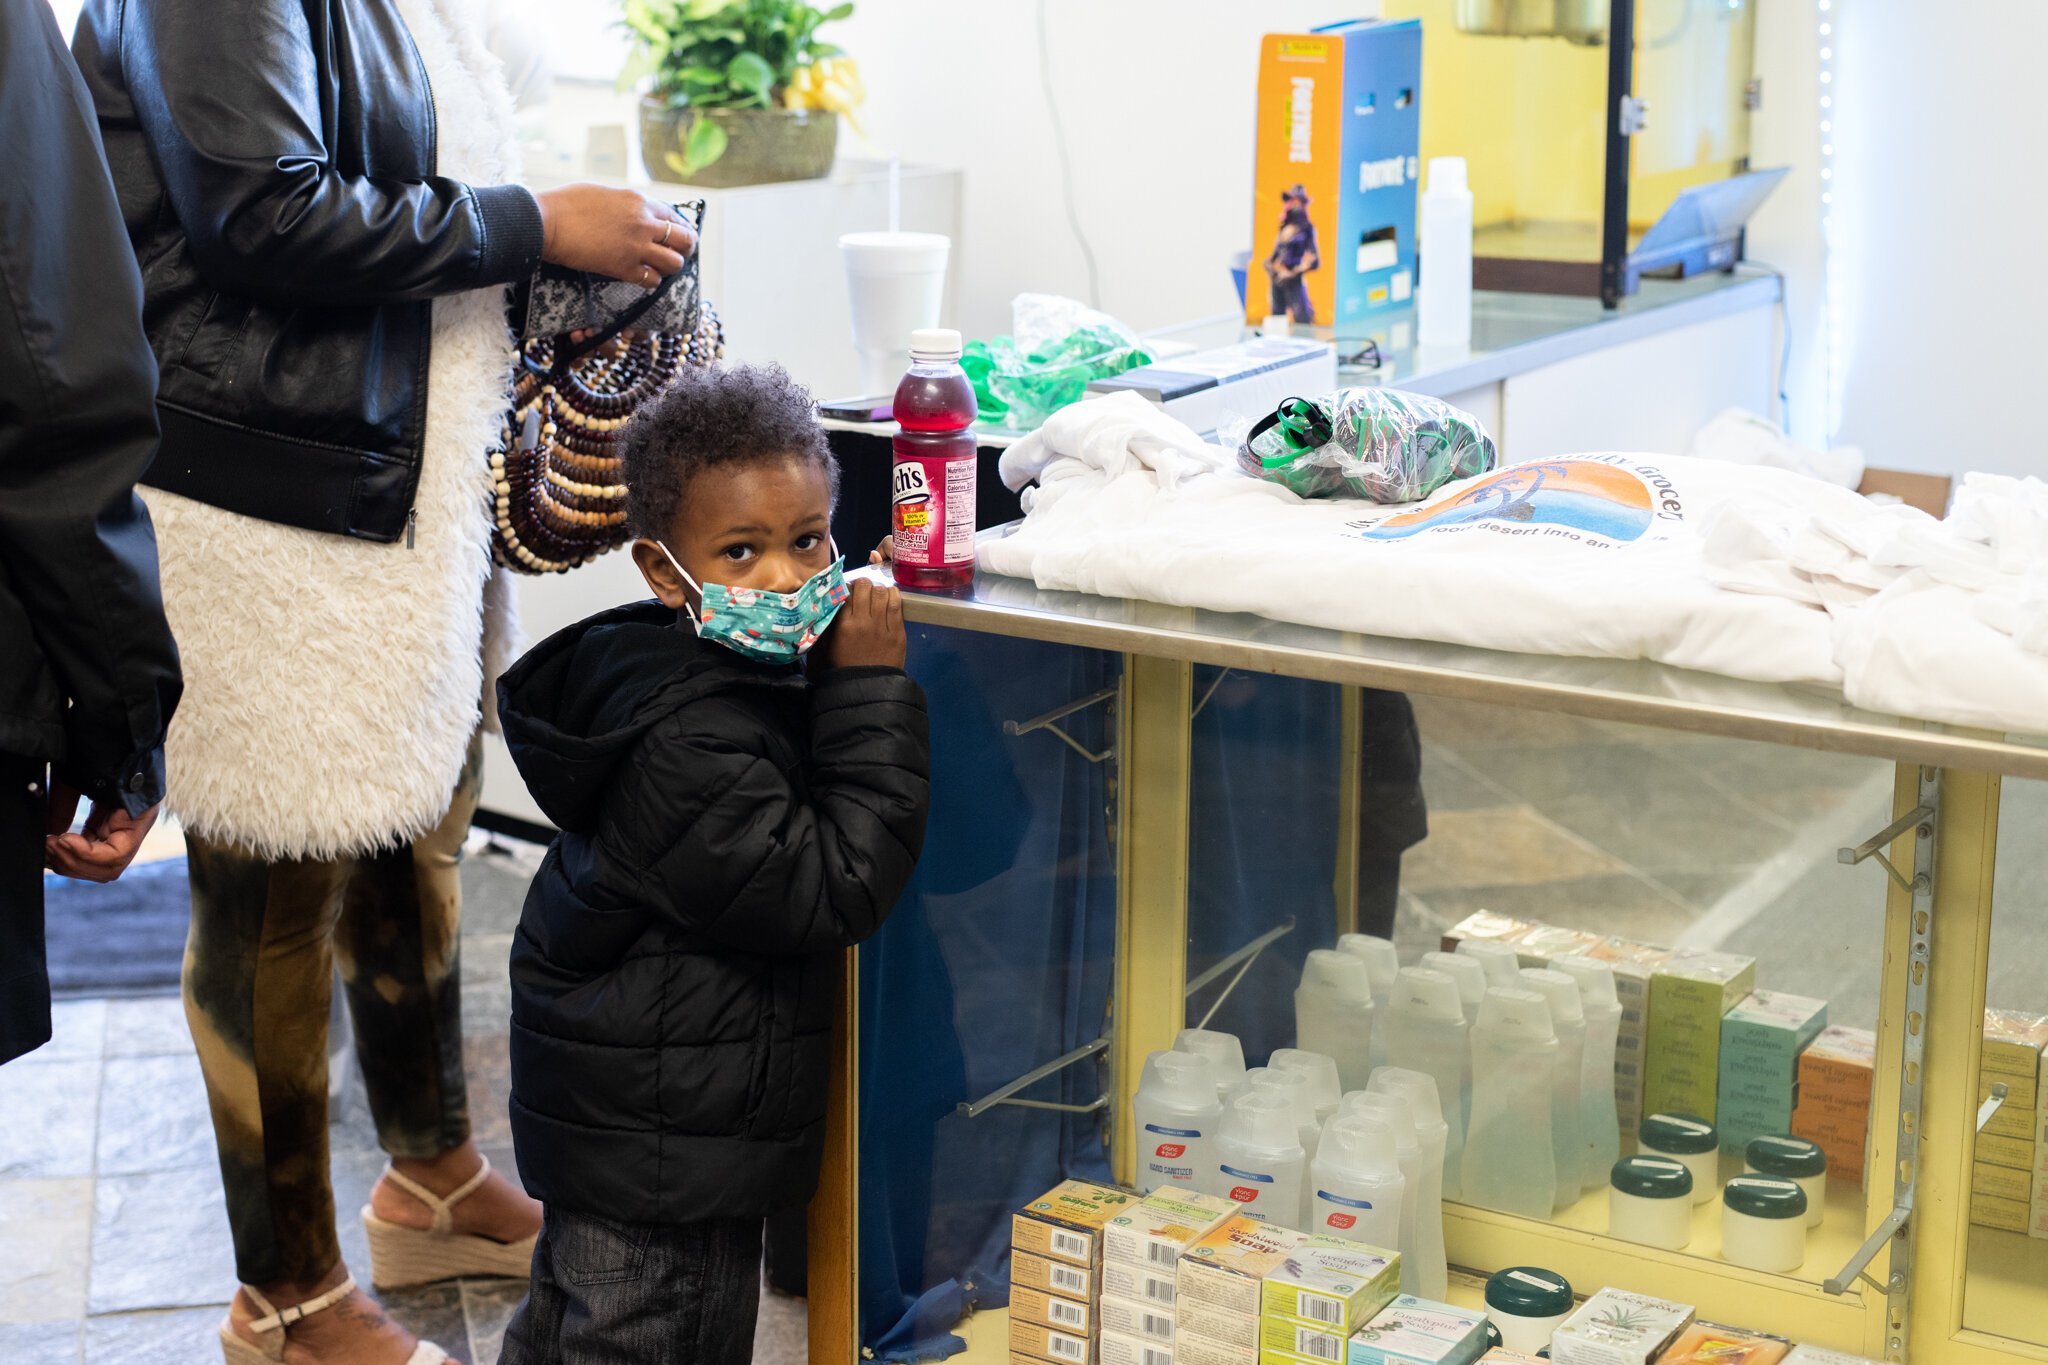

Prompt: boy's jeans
[{"left": 500, "top": 1207, "right": 763, "bottom": 1365}]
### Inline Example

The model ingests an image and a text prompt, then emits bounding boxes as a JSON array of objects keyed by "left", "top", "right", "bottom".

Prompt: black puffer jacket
[{"left": 497, "top": 602, "right": 929, "bottom": 1222}]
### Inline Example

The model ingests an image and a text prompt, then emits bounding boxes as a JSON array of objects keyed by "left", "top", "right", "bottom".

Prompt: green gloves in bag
[{"left": 1238, "top": 388, "right": 1498, "bottom": 503}]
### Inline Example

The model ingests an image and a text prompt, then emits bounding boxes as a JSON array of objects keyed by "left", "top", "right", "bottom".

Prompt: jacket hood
[{"left": 496, "top": 600, "right": 800, "bottom": 833}]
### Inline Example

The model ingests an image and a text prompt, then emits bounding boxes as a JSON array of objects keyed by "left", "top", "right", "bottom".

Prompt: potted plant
[{"left": 622, "top": 0, "right": 865, "bottom": 189}]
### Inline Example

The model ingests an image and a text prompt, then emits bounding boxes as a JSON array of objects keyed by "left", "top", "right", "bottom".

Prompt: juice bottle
[{"left": 890, "top": 328, "right": 978, "bottom": 591}]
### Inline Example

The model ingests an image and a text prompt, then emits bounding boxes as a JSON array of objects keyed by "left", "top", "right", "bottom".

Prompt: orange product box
[
  {"left": 1440, "top": 911, "right": 1538, "bottom": 955},
  {"left": 1014, "top": 1284, "right": 1096, "bottom": 1338},
  {"left": 1012, "top": 1317, "right": 1096, "bottom": 1365},
  {"left": 1656, "top": 1323, "right": 1789, "bottom": 1364},
  {"left": 1014, "top": 1181, "right": 1135, "bottom": 1268}
]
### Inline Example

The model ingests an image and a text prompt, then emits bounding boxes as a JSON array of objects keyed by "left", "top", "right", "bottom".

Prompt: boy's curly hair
[{"left": 619, "top": 362, "right": 839, "bottom": 539}]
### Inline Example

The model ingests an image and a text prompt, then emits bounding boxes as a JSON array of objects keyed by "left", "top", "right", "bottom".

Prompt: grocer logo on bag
[
  {"left": 1352, "top": 456, "right": 1686, "bottom": 548},
  {"left": 1154, "top": 1143, "right": 1186, "bottom": 1160}
]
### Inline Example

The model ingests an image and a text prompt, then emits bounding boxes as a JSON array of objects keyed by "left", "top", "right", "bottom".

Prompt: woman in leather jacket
[{"left": 72, "top": 0, "right": 689, "bottom": 1359}]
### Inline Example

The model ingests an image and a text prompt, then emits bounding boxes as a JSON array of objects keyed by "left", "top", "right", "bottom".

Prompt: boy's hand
[
  {"left": 869, "top": 536, "right": 895, "bottom": 565},
  {"left": 819, "top": 580, "right": 906, "bottom": 671}
]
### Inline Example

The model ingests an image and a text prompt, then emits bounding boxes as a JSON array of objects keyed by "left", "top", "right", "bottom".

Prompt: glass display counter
[{"left": 803, "top": 568, "right": 2048, "bottom": 1365}]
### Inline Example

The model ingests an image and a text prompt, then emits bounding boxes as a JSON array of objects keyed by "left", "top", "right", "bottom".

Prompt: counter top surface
[{"left": 881, "top": 562, "right": 2048, "bottom": 781}]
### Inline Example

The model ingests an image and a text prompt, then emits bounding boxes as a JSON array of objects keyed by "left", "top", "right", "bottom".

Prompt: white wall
[{"left": 1828, "top": 1, "right": 2047, "bottom": 479}]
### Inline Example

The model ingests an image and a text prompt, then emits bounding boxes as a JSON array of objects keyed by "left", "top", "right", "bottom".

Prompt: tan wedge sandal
[
  {"left": 217, "top": 1274, "right": 449, "bottom": 1364},
  {"left": 361, "top": 1154, "right": 538, "bottom": 1288}
]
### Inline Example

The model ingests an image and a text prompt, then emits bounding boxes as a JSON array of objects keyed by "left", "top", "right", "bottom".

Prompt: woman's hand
[
  {"left": 535, "top": 185, "right": 696, "bottom": 287},
  {"left": 816, "top": 580, "right": 906, "bottom": 671}
]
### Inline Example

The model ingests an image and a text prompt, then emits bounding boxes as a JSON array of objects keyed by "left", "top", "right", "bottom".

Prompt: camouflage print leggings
[{"left": 182, "top": 735, "right": 482, "bottom": 1286}]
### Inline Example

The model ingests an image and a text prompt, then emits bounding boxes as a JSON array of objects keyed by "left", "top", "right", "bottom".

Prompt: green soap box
[{"left": 1348, "top": 1295, "right": 1490, "bottom": 1365}]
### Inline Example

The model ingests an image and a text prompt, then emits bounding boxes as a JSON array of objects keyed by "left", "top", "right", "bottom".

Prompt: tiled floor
[{"left": 0, "top": 841, "right": 808, "bottom": 1365}]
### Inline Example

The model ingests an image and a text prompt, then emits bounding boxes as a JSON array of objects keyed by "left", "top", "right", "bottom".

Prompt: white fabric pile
[{"left": 985, "top": 392, "right": 2048, "bottom": 736}]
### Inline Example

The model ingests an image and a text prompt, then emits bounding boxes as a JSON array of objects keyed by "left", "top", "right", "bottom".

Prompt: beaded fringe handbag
[
  {"left": 490, "top": 198, "right": 722, "bottom": 575},
  {"left": 489, "top": 307, "right": 723, "bottom": 574}
]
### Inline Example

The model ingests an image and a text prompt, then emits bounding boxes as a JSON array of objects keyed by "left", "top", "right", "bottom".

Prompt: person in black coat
[
  {"left": 496, "top": 365, "right": 930, "bottom": 1365},
  {"left": 0, "top": 0, "right": 182, "bottom": 1066}
]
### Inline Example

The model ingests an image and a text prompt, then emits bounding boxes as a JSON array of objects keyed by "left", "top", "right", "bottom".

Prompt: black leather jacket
[
  {"left": 0, "top": 0, "right": 180, "bottom": 808},
  {"left": 73, "top": 0, "right": 546, "bottom": 543}
]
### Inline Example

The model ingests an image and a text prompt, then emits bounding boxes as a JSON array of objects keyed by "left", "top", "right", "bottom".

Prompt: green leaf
[
  {"left": 679, "top": 114, "right": 730, "bottom": 173},
  {"left": 685, "top": 0, "right": 737, "bottom": 16},
  {"left": 821, "top": 2, "right": 854, "bottom": 21},
  {"left": 726, "top": 49, "right": 775, "bottom": 97}
]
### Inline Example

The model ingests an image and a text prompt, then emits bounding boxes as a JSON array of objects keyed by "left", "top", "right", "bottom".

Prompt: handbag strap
[{"left": 546, "top": 198, "right": 708, "bottom": 373}]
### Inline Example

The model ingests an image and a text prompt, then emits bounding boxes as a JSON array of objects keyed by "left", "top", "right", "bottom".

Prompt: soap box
[
  {"left": 1016, "top": 1249, "right": 1097, "bottom": 1303},
  {"left": 1015, "top": 1284, "right": 1097, "bottom": 1338},
  {"left": 1260, "top": 1237, "right": 1401, "bottom": 1338},
  {"left": 1970, "top": 1190, "right": 2027, "bottom": 1232},
  {"left": 1983, "top": 1069, "right": 2040, "bottom": 1117},
  {"left": 1516, "top": 924, "right": 1605, "bottom": 969},
  {"left": 1347, "top": 1295, "right": 1489, "bottom": 1365},
  {"left": 1103, "top": 1260, "right": 1179, "bottom": 1311},
  {"left": 1177, "top": 1332, "right": 1257, "bottom": 1365},
  {"left": 1261, "top": 1315, "right": 1353, "bottom": 1364},
  {"left": 1798, "top": 1027, "right": 1876, "bottom": 1099},
  {"left": 1098, "top": 1328, "right": 1174, "bottom": 1365},
  {"left": 1478, "top": 1355, "right": 1547, "bottom": 1365},
  {"left": 1720, "top": 992, "right": 1828, "bottom": 1081},
  {"left": 1655, "top": 1323, "right": 1789, "bottom": 1364},
  {"left": 1782, "top": 1349, "right": 1884, "bottom": 1365},
  {"left": 1179, "top": 1218, "right": 1307, "bottom": 1320},
  {"left": 1551, "top": 1288, "right": 1695, "bottom": 1365},
  {"left": 1250, "top": 19, "right": 1422, "bottom": 329},
  {"left": 1105, "top": 1190, "right": 1239, "bottom": 1272},
  {"left": 1645, "top": 951, "right": 1757, "bottom": 1121},
  {"left": 1440, "top": 911, "right": 1537, "bottom": 955},
  {"left": 1973, "top": 1160, "right": 2031, "bottom": 1204},
  {"left": 1011, "top": 1317, "right": 1096, "bottom": 1365},
  {"left": 1976, "top": 1132, "right": 2037, "bottom": 1171},
  {"left": 1982, "top": 1009, "right": 2048, "bottom": 1079},
  {"left": 1100, "top": 1294, "right": 1175, "bottom": 1345},
  {"left": 1588, "top": 937, "right": 1677, "bottom": 1128},
  {"left": 1016, "top": 1182, "right": 1135, "bottom": 1268},
  {"left": 1181, "top": 1298, "right": 1258, "bottom": 1346}
]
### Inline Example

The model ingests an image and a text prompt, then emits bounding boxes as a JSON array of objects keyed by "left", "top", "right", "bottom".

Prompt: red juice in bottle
[{"left": 890, "top": 328, "right": 978, "bottom": 591}]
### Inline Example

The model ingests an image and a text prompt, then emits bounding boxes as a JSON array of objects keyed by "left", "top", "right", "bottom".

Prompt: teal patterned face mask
[{"left": 656, "top": 540, "right": 848, "bottom": 664}]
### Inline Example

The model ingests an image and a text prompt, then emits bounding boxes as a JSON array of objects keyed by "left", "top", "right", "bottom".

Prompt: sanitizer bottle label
[
  {"left": 1142, "top": 1123, "right": 1205, "bottom": 1186},
  {"left": 1220, "top": 1163, "right": 1278, "bottom": 1218}
]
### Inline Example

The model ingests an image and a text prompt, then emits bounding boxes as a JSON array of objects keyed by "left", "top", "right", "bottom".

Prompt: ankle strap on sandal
[
  {"left": 380, "top": 1154, "right": 497, "bottom": 1237},
  {"left": 244, "top": 1274, "right": 357, "bottom": 1335}
]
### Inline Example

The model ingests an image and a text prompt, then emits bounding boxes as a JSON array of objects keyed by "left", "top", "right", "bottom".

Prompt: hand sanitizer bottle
[
  {"left": 1338, "top": 934, "right": 1401, "bottom": 1073},
  {"left": 1269, "top": 1049, "right": 1344, "bottom": 1127},
  {"left": 1133, "top": 1050, "right": 1223, "bottom": 1196},
  {"left": 1462, "top": 988, "right": 1559, "bottom": 1220},
  {"left": 1455, "top": 938, "right": 1523, "bottom": 991},
  {"left": 1369, "top": 1068, "right": 1450, "bottom": 1300},
  {"left": 1343, "top": 1090, "right": 1425, "bottom": 1292},
  {"left": 1311, "top": 1113, "right": 1407, "bottom": 1249},
  {"left": 1213, "top": 1090, "right": 1307, "bottom": 1229},
  {"left": 1421, "top": 952, "right": 1487, "bottom": 1141},
  {"left": 1246, "top": 1065, "right": 1324, "bottom": 1165},
  {"left": 1382, "top": 966, "right": 1470, "bottom": 1201},
  {"left": 1296, "top": 950, "right": 1376, "bottom": 1092},
  {"left": 1520, "top": 969, "right": 1588, "bottom": 1211},
  {"left": 1554, "top": 954, "right": 1624, "bottom": 1197},
  {"left": 1175, "top": 1027, "right": 1247, "bottom": 1106}
]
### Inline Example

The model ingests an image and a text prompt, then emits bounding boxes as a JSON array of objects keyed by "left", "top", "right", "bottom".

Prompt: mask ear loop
[{"left": 654, "top": 540, "right": 704, "bottom": 626}]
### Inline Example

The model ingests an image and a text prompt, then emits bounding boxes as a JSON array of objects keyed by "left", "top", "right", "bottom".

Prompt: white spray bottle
[
  {"left": 1462, "top": 988, "right": 1559, "bottom": 1220},
  {"left": 1520, "top": 968, "right": 1587, "bottom": 1211},
  {"left": 1213, "top": 1090, "right": 1307, "bottom": 1229},
  {"left": 1369, "top": 1067, "right": 1450, "bottom": 1300},
  {"left": 1133, "top": 1050, "right": 1223, "bottom": 1196},
  {"left": 1310, "top": 1113, "right": 1406, "bottom": 1249},
  {"left": 1383, "top": 967, "right": 1470, "bottom": 1202},
  {"left": 1418, "top": 156, "right": 1473, "bottom": 349},
  {"left": 1338, "top": 934, "right": 1401, "bottom": 1073},
  {"left": 1175, "top": 1027, "right": 1247, "bottom": 1106},
  {"left": 1343, "top": 1090, "right": 1424, "bottom": 1293},
  {"left": 1554, "top": 954, "right": 1623, "bottom": 1197},
  {"left": 1296, "top": 950, "right": 1375, "bottom": 1093}
]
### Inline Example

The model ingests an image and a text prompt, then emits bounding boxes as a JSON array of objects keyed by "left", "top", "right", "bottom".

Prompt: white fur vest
[{"left": 144, "top": 0, "right": 525, "bottom": 861}]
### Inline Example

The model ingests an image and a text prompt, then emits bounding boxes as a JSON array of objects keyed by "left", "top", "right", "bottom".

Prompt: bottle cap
[
  {"left": 1610, "top": 1155, "right": 1693, "bottom": 1199},
  {"left": 1421, "top": 951, "right": 1489, "bottom": 1011},
  {"left": 908, "top": 328, "right": 963, "bottom": 362},
  {"left": 1140, "top": 1050, "right": 1220, "bottom": 1110},
  {"left": 1318, "top": 1114, "right": 1402, "bottom": 1179},
  {"left": 1456, "top": 938, "right": 1523, "bottom": 989},
  {"left": 1519, "top": 968, "right": 1585, "bottom": 1027},
  {"left": 1269, "top": 1049, "right": 1343, "bottom": 1118},
  {"left": 1746, "top": 1135, "right": 1828, "bottom": 1179},
  {"left": 1428, "top": 156, "right": 1468, "bottom": 193},
  {"left": 1175, "top": 1029, "right": 1247, "bottom": 1090},
  {"left": 1342, "top": 1090, "right": 1420, "bottom": 1157},
  {"left": 1338, "top": 934, "right": 1401, "bottom": 997},
  {"left": 1639, "top": 1112, "right": 1718, "bottom": 1156},
  {"left": 1389, "top": 967, "right": 1466, "bottom": 1029},
  {"left": 1484, "top": 1266, "right": 1574, "bottom": 1319},
  {"left": 1247, "top": 1067, "right": 1317, "bottom": 1131},
  {"left": 1367, "top": 1067, "right": 1447, "bottom": 1139},
  {"left": 1226, "top": 1089, "right": 1304, "bottom": 1152},
  {"left": 1551, "top": 954, "right": 1621, "bottom": 1013},
  {"left": 1301, "top": 949, "right": 1374, "bottom": 1004},
  {"left": 1475, "top": 987, "right": 1557, "bottom": 1043},
  {"left": 1724, "top": 1175, "right": 1808, "bottom": 1220}
]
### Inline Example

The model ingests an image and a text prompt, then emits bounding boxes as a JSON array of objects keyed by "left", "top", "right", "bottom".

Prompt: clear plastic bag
[
  {"left": 1231, "top": 387, "right": 1498, "bottom": 503},
  {"left": 960, "top": 294, "right": 1152, "bottom": 431}
]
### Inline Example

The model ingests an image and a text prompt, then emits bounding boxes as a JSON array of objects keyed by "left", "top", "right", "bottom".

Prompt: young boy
[{"left": 495, "top": 364, "right": 930, "bottom": 1364}]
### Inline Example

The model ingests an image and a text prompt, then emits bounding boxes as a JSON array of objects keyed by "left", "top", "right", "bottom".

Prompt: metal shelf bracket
[
  {"left": 1978, "top": 1082, "right": 2010, "bottom": 1133},
  {"left": 956, "top": 1035, "right": 1111, "bottom": 1120},
  {"left": 1004, "top": 686, "right": 1118, "bottom": 764},
  {"left": 1185, "top": 918, "right": 1298, "bottom": 1031},
  {"left": 1838, "top": 803, "right": 1935, "bottom": 896}
]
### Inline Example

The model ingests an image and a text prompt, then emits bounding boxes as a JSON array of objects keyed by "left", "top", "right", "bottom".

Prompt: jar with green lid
[
  {"left": 1608, "top": 1155, "right": 1692, "bottom": 1249},
  {"left": 1638, "top": 1112, "right": 1719, "bottom": 1205},
  {"left": 1744, "top": 1135, "right": 1826, "bottom": 1228},
  {"left": 1484, "top": 1265, "right": 1575, "bottom": 1353},
  {"left": 1721, "top": 1175, "right": 1809, "bottom": 1272}
]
